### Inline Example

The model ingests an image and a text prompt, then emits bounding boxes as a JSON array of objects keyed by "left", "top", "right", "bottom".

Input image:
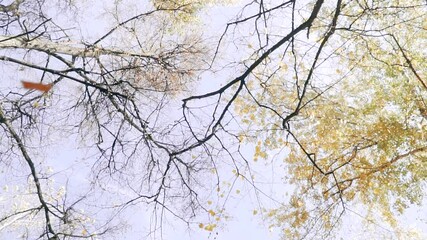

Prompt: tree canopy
[{"left": 0, "top": 0, "right": 426, "bottom": 239}]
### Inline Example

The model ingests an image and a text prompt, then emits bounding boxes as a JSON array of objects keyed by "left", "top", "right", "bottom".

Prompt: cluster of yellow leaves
[
  {"left": 234, "top": 0, "right": 427, "bottom": 238},
  {"left": 253, "top": 140, "right": 267, "bottom": 161},
  {"left": 198, "top": 205, "right": 229, "bottom": 232},
  {"left": 199, "top": 223, "right": 217, "bottom": 231}
]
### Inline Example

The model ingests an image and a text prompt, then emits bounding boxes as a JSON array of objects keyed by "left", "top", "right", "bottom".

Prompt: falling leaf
[{"left": 22, "top": 81, "right": 53, "bottom": 93}]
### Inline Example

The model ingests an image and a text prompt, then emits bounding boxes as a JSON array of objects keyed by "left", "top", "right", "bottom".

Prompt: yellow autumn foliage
[{"left": 234, "top": 0, "right": 427, "bottom": 238}]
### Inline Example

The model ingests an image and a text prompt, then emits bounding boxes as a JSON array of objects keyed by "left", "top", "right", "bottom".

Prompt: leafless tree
[{"left": 0, "top": 0, "right": 212, "bottom": 238}]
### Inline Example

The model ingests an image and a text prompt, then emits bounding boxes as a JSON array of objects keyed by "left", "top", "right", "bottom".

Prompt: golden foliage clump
[{"left": 234, "top": 0, "right": 427, "bottom": 238}]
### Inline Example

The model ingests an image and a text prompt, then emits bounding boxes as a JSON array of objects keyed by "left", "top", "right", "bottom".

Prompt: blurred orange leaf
[{"left": 22, "top": 81, "right": 53, "bottom": 93}]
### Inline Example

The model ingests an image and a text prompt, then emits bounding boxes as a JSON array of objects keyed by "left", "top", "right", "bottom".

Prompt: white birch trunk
[{"left": 0, "top": 35, "right": 152, "bottom": 58}]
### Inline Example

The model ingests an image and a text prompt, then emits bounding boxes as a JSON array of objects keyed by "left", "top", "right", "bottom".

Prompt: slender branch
[
  {"left": 0, "top": 105, "right": 57, "bottom": 237},
  {"left": 282, "top": 0, "right": 342, "bottom": 127},
  {"left": 390, "top": 34, "right": 427, "bottom": 90},
  {"left": 0, "top": 55, "right": 128, "bottom": 99},
  {"left": 181, "top": 0, "right": 326, "bottom": 155}
]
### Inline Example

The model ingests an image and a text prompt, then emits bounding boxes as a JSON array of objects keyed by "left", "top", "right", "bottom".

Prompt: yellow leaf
[
  {"left": 204, "top": 224, "right": 217, "bottom": 231},
  {"left": 208, "top": 210, "right": 216, "bottom": 216}
]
